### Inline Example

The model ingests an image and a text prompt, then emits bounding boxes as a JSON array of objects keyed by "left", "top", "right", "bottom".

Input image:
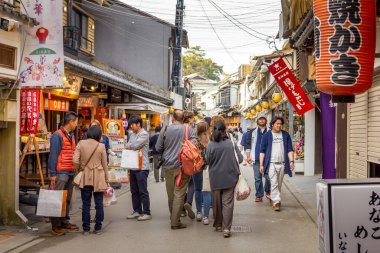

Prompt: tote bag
[{"left": 36, "top": 188, "right": 67, "bottom": 217}]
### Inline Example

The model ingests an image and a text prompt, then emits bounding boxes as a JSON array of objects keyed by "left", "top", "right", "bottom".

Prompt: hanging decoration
[
  {"left": 313, "top": 0, "right": 376, "bottom": 101},
  {"left": 255, "top": 104, "right": 262, "bottom": 112},
  {"left": 250, "top": 109, "right": 256, "bottom": 115},
  {"left": 262, "top": 101, "right": 270, "bottom": 109},
  {"left": 272, "top": 92, "right": 283, "bottom": 103},
  {"left": 20, "top": 90, "right": 41, "bottom": 134},
  {"left": 268, "top": 58, "right": 314, "bottom": 115},
  {"left": 169, "top": 107, "right": 174, "bottom": 114}
]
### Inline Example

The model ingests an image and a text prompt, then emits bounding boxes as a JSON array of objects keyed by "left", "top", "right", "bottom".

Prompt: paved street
[{"left": 5, "top": 166, "right": 318, "bottom": 253}]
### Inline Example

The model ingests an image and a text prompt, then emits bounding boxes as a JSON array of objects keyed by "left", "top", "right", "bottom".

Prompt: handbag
[{"left": 73, "top": 143, "right": 100, "bottom": 187}]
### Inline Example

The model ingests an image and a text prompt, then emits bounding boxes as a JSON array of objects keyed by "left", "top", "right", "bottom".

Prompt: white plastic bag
[
  {"left": 103, "top": 191, "right": 117, "bottom": 207},
  {"left": 235, "top": 175, "right": 251, "bottom": 201}
]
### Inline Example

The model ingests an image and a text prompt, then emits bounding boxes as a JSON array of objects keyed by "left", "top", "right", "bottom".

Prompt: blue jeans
[
  {"left": 202, "top": 191, "right": 212, "bottom": 218},
  {"left": 253, "top": 162, "right": 271, "bottom": 198},
  {"left": 192, "top": 171, "right": 203, "bottom": 213},
  {"left": 130, "top": 170, "right": 151, "bottom": 215},
  {"left": 81, "top": 186, "right": 104, "bottom": 232}
]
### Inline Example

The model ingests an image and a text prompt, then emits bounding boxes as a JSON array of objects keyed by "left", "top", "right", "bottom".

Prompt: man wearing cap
[{"left": 246, "top": 116, "right": 271, "bottom": 202}]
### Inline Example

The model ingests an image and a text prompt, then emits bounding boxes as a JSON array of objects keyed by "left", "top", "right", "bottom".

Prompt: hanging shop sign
[
  {"left": 44, "top": 98, "right": 69, "bottom": 112},
  {"left": 313, "top": 0, "right": 376, "bottom": 98},
  {"left": 78, "top": 96, "right": 99, "bottom": 108},
  {"left": 46, "top": 74, "right": 83, "bottom": 99},
  {"left": 103, "top": 119, "right": 124, "bottom": 138},
  {"left": 19, "top": 0, "right": 64, "bottom": 88},
  {"left": 268, "top": 58, "right": 314, "bottom": 115},
  {"left": 20, "top": 90, "right": 40, "bottom": 134}
]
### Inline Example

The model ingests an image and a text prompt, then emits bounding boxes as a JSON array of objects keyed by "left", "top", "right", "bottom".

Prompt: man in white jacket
[{"left": 246, "top": 116, "right": 271, "bottom": 202}]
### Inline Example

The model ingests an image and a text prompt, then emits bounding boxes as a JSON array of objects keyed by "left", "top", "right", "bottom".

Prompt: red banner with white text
[
  {"left": 268, "top": 57, "right": 314, "bottom": 115},
  {"left": 20, "top": 90, "right": 40, "bottom": 134}
]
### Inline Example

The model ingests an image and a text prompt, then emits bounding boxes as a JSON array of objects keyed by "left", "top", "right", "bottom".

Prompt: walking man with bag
[
  {"left": 48, "top": 111, "right": 79, "bottom": 236},
  {"left": 125, "top": 115, "right": 152, "bottom": 221},
  {"left": 259, "top": 117, "right": 295, "bottom": 211},
  {"left": 155, "top": 109, "right": 196, "bottom": 229},
  {"left": 246, "top": 116, "right": 271, "bottom": 202}
]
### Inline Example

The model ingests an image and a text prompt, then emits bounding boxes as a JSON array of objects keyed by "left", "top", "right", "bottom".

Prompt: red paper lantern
[
  {"left": 313, "top": 0, "right": 376, "bottom": 100},
  {"left": 36, "top": 27, "right": 49, "bottom": 44}
]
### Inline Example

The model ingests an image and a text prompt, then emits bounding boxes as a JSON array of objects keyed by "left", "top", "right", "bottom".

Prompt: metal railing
[{"left": 63, "top": 26, "right": 94, "bottom": 54}]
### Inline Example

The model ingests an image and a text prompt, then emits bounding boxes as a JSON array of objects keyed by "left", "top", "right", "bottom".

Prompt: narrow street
[{"left": 12, "top": 166, "right": 318, "bottom": 253}]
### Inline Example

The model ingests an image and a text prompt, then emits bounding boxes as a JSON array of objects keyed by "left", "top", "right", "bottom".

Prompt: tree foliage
[{"left": 182, "top": 46, "right": 224, "bottom": 81}]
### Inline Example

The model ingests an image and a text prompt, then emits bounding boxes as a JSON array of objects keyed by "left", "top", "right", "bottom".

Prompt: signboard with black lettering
[{"left": 317, "top": 180, "right": 380, "bottom": 253}]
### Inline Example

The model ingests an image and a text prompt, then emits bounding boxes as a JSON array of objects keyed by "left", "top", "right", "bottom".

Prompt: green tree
[{"left": 182, "top": 46, "right": 224, "bottom": 81}]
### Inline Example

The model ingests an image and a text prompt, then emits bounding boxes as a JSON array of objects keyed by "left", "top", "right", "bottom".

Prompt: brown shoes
[
  {"left": 60, "top": 223, "right": 80, "bottom": 232},
  {"left": 171, "top": 223, "right": 187, "bottom": 230},
  {"left": 273, "top": 202, "right": 281, "bottom": 211},
  {"left": 51, "top": 227, "right": 66, "bottom": 236}
]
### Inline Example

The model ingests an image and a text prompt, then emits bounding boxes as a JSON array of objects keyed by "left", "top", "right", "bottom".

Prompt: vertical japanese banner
[
  {"left": 19, "top": 0, "right": 64, "bottom": 87},
  {"left": 268, "top": 57, "right": 314, "bottom": 115},
  {"left": 20, "top": 90, "right": 41, "bottom": 134},
  {"left": 320, "top": 92, "right": 336, "bottom": 179}
]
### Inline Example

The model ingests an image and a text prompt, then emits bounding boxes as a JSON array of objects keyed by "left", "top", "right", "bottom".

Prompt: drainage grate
[{"left": 231, "top": 224, "right": 252, "bottom": 233}]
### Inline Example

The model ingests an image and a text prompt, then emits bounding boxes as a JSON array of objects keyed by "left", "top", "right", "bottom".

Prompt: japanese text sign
[
  {"left": 19, "top": 0, "right": 64, "bottom": 88},
  {"left": 268, "top": 58, "right": 314, "bottom": 115},
  {"left": 313, "top": 0, "right": 376, "bottom": 96},
  {"left": 20, "top": 90, "right": 40, "bottom": 134},
  {"left": 44, "top": 98, "right": 69, "bottom": 112},
  {"left": 329, "top": 183, "right": 380, "bottom": 253}
]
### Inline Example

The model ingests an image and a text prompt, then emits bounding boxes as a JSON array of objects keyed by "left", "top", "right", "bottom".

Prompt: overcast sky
[{"left": 120, "top": 0, "right": 282, "bottom": 74}]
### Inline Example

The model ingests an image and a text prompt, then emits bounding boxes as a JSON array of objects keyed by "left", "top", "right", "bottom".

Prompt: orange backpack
[{"left": 178, "top": 125, "right": 204, "bottom": 176}]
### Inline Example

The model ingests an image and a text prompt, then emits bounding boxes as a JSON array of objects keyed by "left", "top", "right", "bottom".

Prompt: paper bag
[
  {"left": 36, "top": 189, "right": 67, "bottom": 217},
  {"left": 121, "top": 149, "right": 142, "bottom": 170}
]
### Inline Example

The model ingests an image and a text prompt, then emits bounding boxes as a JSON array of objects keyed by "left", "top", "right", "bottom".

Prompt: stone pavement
[{"left": 1, "top": 165, "right": 319, "bottom": 253}]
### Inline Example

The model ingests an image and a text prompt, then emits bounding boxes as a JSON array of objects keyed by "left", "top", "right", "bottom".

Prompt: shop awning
[
  {"left": 107, "top": 94, "right": 169, "bottom": 114},
  {"left": 64, "top": 57, "right": 173, "bottom": 105}
]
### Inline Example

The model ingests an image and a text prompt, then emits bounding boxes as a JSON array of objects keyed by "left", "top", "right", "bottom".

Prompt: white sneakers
[
  {"left": 126, "top": 212, "right": 152, "bottom": 221},
  {"left": 196, "top": 212, "right": 202, "bottom": 222},
  {"left": 126, "top": 212, "right": 141, "bottom": 219},
  {"left": 202, "top": 217, "right": 209, "bottom": 225},
  {"left": 137, "top": 214, "right": 152, "bottom": 221}
]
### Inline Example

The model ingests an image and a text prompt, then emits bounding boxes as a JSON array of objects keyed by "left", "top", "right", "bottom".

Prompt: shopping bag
[
  {"left": 235, "top": 175, "right": 251, "bottom": 201},
  {"left": 121, "top": 149, "right": 142, "bottom": 170},
  {"left": 36, "top": 188, "right": 67, "bottom": 217}
]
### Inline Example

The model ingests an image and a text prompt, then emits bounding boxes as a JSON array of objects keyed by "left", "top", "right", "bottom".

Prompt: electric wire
[{"left": 197, "top": 0, "right": 239, "bottom": 66}]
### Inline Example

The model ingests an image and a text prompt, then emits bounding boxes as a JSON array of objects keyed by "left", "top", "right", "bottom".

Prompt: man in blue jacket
[{"left": 259, "top": 117, "right": 295, "bottom": 211}]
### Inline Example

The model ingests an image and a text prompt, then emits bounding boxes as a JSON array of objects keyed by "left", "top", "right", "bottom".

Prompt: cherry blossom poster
[{"left": 20, "top": 0, "right": 64, "bottom": 88}]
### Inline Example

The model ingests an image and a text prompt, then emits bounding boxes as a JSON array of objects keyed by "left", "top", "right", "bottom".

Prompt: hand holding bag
[
  {"left": 230, "top": 134, "right": 251, "bottom": 201},
  {"left": 36, "top": 184, "right": 67, "bottom": 217},
  {"left": 73, "top": 143, "right": 100, "bottom": 187}
]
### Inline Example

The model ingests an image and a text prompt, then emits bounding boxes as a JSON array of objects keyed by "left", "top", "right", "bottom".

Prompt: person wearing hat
[{"left": 246, "top": 116, "right": 271, "bottom": 202}]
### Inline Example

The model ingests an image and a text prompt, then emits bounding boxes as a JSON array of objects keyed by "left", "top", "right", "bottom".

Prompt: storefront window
[{"left": 272, "top": 102, "right": 289, "bottom": 132}]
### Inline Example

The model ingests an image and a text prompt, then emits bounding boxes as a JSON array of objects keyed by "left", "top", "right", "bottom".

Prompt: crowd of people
[{"left": 47, "top": 110, "right": 294, "bottom": 238}]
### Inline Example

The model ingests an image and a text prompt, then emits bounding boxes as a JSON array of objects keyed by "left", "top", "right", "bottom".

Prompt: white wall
[{"left": 0, "top": 28, "right": 22, "bottom": 79}]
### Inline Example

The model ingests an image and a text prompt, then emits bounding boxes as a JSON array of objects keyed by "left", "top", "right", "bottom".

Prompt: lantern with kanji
[
  {"left": 36, "top": 27, "right": 49, "bottom": 44},
  {"left": 313, "top": 0, "right": 376, "bottom": 102}
]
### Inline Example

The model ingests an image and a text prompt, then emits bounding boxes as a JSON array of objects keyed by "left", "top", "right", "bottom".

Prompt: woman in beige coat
[{"left": 73, "top": 125, "right": 108, "bottom": 235}]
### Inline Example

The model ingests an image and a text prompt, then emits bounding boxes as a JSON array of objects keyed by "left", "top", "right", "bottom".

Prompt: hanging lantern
[
  {"left": 256, "top": 104, "right": 262, "bottom": 112},
  {"left": 272, "top": 93, "right": 282, "bottom": 103},
  {"left": 250, "top": 109, "right": 256, "bottom": 115},
  {"left": 169, "top": 107, "right": 174, "bottom": 114},
  {"left": 36, "top": 27, "right": 49, "bottom": 44},
  {"left": 194, "top": 116, "right": 199, "bottom": 121},
  {"left": 262, "top": 101, "right": 269, "bottom": 109},
  {"left": 313, "top": 0, "right": 376, "bottom": 102},
  {"left": 246, "top": 113, "right": 251, "bottom": 118}
]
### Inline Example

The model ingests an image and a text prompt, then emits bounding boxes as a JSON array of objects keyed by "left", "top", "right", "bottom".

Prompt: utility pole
[{"left": 171, "top": 0, "right": 185, "bottom": 92}]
